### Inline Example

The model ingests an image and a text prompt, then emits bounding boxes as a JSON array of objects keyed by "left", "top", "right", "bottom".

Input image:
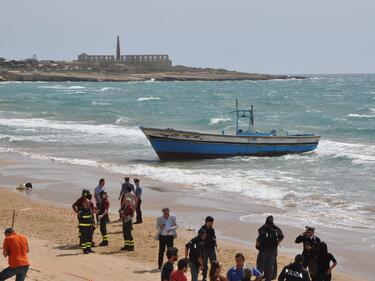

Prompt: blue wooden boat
[{"left": 140, "top": 101, "right": 320, "bottom": 160}]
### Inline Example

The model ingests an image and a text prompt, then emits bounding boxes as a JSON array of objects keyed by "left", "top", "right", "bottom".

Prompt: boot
[
  {"left": 99, "top": 240, "right": 108, "bottom": 247},
  {"left": 83, "top": 249, "right": 89, "bottom": 254},
  {"left": 121, "top": 245, "right": 129, "bottom": 251},
  {"left": 128, "top": 245, "right": 134, "bottom": 252},
  {"left": 87, "top": 248, "right": 95, "bottom": 253}
]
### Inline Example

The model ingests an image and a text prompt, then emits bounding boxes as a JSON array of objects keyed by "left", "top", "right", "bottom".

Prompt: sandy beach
[{"left": 0, "top": 152, "right": 368, "bottom": 281}]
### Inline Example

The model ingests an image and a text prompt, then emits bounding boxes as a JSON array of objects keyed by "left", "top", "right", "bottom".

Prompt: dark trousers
[
  {"left": 189, "top": 261, "right": 200, "bottom": 281},
  {"left": 158, "top": 235, "right": 174, "bottom": 268},
  {"left": 123, "top": 220, "right": 134, "bottom": 248},
  {"left": 0, "top": 265, "right": 29, "bottom": 281},
  {"left": 136, "top": 199, "right": 142, "bottom": 223},
  {"left": 79, "top": 226, "right": 92, "bottom": 250},
  {"left": 202, "top": 249, "right": 217, "bottom": 279},
  {"left": 273, "top": 251, "right": 278, "bottom": 280},
  {"left": 316, "top": 273, "right": 332, "bottom": 281},
  {"left": 100, "top": 216, "right": 108, "bottom": 241},
  {"left": 95, "top": 202, "right": 101, "bottom": 223},
  {"left": 257, "top": 249, "right": 277, "bottom": 281}
]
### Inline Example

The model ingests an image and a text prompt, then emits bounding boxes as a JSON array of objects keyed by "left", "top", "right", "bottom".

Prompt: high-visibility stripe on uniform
[
  {"left": 82, "top": 215, "right": 92, "bottom": 219},
  {"left": 102, "top": 235, "right": 108, "bottom": 241},
  {"left": 79, "top": 223, "right": 92, "bottom": 227}
]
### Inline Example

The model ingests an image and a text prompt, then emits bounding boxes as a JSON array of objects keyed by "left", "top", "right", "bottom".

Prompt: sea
[{"left": 0, "top": 75, "right": 374, "bottom": 244}]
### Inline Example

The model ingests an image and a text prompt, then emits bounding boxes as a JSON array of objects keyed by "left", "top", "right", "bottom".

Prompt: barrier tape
[
  {"left": 31, "top": 263, "right": 94, "bottom": 281},
  {"left": 63, "top": 272, "right": 94, "bottom": 281},
  {"left": 4, "top": 207, "right": 77, "bottom": 217}
]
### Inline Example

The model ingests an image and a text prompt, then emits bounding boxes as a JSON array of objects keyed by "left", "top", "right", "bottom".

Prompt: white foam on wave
[
  {"left": 145, "top": 78, "right": 156, "bottom": 83},
  {"left": 115, "top": 117, "right": 131, "bottom": 124},
  {"left": 100, "top": 87, "right": 114, "bottom": 92},
  {"left": 317, "top": 140, "right": 375, "bottom": 164},
  {"left": 91, "top": 101, "right": 110, "bottom": 106},
  {"left": 137, "top": 96, "right": 161, "bottom": 102},
  {"left": 38, "top": 85, "right": 86, "bottom": 90},
  {"left": 0, "top": 118, "right": 146, "bottom": 144},
  {"left": 1, "top": 143, "right": 373, "bottom": 230},
  {"left": 209, "top": 117, "right": 232, "bottom": 125},
  {"left": 347, "top": 113, "right": 375, "bottom": 119},
  {"left": 67, "top": 86, "right": 86, "bottom": 89}
]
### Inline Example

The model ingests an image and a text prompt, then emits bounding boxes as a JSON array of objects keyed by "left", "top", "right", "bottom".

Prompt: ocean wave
[
  {"left": 1, "top": 144, "right": 373, "bottom": 230},
  {"left": 100, "top": 87, "right": 115, "bottom": 92},
  {"left": 209, "top": 117, "right": 232, "bottom": 125},
  {"left": 67, "top": 86, "right": 86, "bottom": 89},
  {"left": 0, "top": 118, "right": 146, "bottom": 144},
  {"left": 145, "top": 78, "right": 156, "bottom": 83},
  {"left": 347, "top": 113, "right": 375, "bottom": 119},
  {"left": 38, "top": 85, "right": 86, "bottom": 90},
  {"left": 115, "top": 117, "right": 131, "bottom": 124},
  {"left": 91, "top": 101, "right": 110, "bottom": 106},
  {"left": 317, "top": 140, "right": 375, "bottom": 164},
  {"left": 137, "top": 96, "right": 161, "bottom": 102}
]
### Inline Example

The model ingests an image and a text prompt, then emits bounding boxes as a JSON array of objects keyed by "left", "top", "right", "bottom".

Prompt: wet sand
[{"left": 0, "top": 151, "right": 370, "bottom": 280}]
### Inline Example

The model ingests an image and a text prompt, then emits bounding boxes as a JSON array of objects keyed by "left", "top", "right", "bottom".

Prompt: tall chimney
[{"left": 116, "top": 35, "right": 121, "bottom": 61}]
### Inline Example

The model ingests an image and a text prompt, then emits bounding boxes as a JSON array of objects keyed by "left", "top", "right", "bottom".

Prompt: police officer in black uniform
[
  {"left": 78, "top": 198, "right": 95, "bottom": 254},
  {"left": 278, "top": 254, "right": 311, "bottom": 281},
  {"left": 295, "top": 226, "right": 321, "bottom": 269}
]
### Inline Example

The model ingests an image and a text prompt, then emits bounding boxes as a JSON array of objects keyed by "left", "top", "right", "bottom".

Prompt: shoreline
[
  {"left": 0, "top": 150, "right": 371, "bottom": 280},
  {"left": 0, "top": 69, "right": 305, "bottom": 82}
]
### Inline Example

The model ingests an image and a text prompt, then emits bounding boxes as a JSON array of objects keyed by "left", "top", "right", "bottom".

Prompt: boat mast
[
  {"left": 236, "top": 99, "right": 239, "bottom": 135},
  {"left": 250, "top": 105, "right": 254, "bottom": 133}
]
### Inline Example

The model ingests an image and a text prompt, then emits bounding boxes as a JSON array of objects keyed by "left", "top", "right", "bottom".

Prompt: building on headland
[{"left": 77, "top": 36, "right": 172, "bottom": 71}]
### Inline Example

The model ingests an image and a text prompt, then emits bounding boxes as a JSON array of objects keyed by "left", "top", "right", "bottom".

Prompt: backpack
[{"left": 260, "top": 227, "right": 279, "bottom": 249}]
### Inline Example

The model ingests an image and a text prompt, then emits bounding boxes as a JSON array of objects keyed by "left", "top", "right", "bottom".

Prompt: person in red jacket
[{"left": 120, "top": 198, "right": 134, "bottom": 251}]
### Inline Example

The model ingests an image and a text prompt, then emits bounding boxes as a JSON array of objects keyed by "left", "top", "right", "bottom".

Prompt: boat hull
[{"left": 140, "top": 127, "right": 320, "bottom": 160}]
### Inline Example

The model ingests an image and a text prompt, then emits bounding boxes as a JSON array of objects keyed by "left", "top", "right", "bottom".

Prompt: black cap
[
  {"left": 4, "top": 228, "right": 14, "bottom": 235},
  {"left": 124, "top": 177, "right": 130, "bottom": 181},
  {"left": 295, "top": 254, "right": 304, "bottom": 264},
  {"left": 265, "top": 215, "right": 274, "bottom": 226}
]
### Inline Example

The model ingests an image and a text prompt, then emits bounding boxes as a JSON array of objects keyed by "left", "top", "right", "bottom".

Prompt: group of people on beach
[
  {"left": 0, "top": 176, "right": 338, "bottom": 281},
  {"left": 71, "top": 177, "right": 143, "bottom": 253},
  {"left": 157, "top": 213, "right": 337, "bottom": 281},
  {"left": 66, "top": 177, "right": 337, "bottom": 281}
]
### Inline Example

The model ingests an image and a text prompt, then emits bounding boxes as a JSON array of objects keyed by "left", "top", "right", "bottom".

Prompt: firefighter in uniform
[
  {"left": 98, "top": 191, "right": 110, "bottom": 246},
  {"left": 120, "top": 198, "right": 135, "bottom": 251},
  {"left": 278, "top": 254, "right": 311, "bottom": 281},
  {"left": 78, "top": 198, "right": 95, "bottom": 254}
]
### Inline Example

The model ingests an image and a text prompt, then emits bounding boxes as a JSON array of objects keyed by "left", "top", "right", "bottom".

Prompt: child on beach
[
  {"left": 161, "top": 247, "right": 179, "bottom": 281},
  {"left": 209, "top": 261, "right": 228, "bottom": 281},
  {"left": 169, "top": 258, "right": 188, "bottom": 281}
]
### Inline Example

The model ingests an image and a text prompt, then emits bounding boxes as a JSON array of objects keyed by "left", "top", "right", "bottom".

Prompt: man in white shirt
[
  {"left": 93, "top": 178, "right": 105, "bottom": 223},
  {"left": 156, "top": 207, "right": 178, "bottom": 270}
]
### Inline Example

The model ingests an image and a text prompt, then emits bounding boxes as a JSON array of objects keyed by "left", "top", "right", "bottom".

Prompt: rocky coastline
[{"left": 0, "top": 68, "right": 304, "bottom": 82}]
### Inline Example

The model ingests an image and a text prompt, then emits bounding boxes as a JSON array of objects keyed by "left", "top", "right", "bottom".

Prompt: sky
[{"left": 1, "top": 0, "right": 374, "bottom": 74}]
